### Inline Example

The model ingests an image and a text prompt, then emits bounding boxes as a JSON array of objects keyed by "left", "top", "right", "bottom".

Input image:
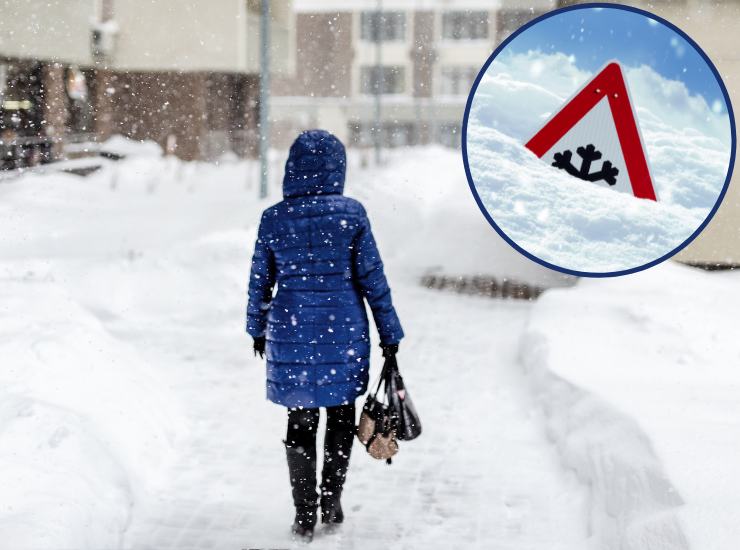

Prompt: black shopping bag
[{"left": 385, "top": 356, "right": 422, "bottom": 441}]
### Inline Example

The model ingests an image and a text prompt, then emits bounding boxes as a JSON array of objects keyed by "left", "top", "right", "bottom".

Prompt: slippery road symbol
[
  {"left": 552, "top": 144, "right": 619, "bottom": 186},
  {"left": 525, "top": 62, "right": 657, "bottom": 201}
]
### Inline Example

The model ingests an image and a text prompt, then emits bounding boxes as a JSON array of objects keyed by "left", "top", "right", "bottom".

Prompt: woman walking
[{"left": 246, "top": 130, "right": 404, "bottom": 542}]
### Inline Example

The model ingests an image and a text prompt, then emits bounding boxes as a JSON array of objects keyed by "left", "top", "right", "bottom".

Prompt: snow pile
[
  {"left": 467, "top": 51, "right": 732, "bottom": 273},
  {"left": 520, "top": 263, "right": 740, "bottom": 549},
  {"left": 0, "top": 278, "right": 182, "bottom": 549},
  {"left": 0, "top": 153, "right": 274, "bottom": 549},
  {"left": 347, "top": 146, "right": 572, "bottom": 288},
  {"left": 100, "top": 135, "right": 164, "bottom": 158}
]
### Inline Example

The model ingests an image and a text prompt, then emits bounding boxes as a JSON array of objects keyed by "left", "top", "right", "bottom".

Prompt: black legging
[
  {"left": 286, "top": 404, "right": 356, "bottom": 503},
  {"left": 286, "top": 404, "right": 356, "bottom": 450}
]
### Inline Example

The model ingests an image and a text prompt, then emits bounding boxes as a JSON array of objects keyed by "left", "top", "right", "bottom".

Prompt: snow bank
[
  {"left": 467, "top": 126, "right": 703, "bottom": 273},
  {"left": 521, "top": 334, "right": 688, "bottom": 549},
  {"left": 0, "top": 151, "right": 269, "bottom": 549},
  {"left": 521, "top": 263, "right": 740, "bottom": 549},
  {"left": 100, "top": 135, "right": 163, "bottom": 158},
  {"left": 0, "top": 278, "right": 183, "bottom": 549},
  {"left": 467, "top": 51, "right": 732, "bottom": 273},
  {"left": 346, "top": 146, "right": 573, "bottom": 288}
]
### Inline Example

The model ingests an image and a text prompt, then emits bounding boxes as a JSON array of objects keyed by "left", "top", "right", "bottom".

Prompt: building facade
[
  {"left": 555, "top": 0, "right": 740, "bottom": 268},
  {"left": 0, "top": 0, "right": 293, "bottom": 161},
  {"left": 270, "top": 0, "right": 556, "bottom": 149},
  {"left": 605, "top": 0, "right": 740, "bottom": 268},
  {"left": 272, "top": 0, "right": 740, "bottom": 267}
]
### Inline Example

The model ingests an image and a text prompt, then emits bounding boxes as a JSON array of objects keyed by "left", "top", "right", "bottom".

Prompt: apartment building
[
  {"left": 0, "top": 0, "right": 293, "bottom": 161},
  {"left": 273, "top": 0, "right": 740, "bottom": 267},
  {"left": 271, "top": 0, "right": 556, "bottom": 149},
  {"left": 557, "top": 0, "right": 740, "bottom": 269}
]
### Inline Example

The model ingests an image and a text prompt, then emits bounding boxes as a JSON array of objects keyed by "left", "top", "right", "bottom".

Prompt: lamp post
[
  {"left": 373, "top": 0, "right": 382, "bottom": 166},
  {"left": 259, "top": 0, "right": 270, "bottom": 199}
]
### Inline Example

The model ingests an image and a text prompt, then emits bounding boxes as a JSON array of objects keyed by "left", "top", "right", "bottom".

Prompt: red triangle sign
[{"left": 525, "top": 62, "right": 657, "bottom": 201}]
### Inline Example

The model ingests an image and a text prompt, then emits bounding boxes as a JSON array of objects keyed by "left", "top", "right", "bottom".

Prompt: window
[
  {"left": 441, "top": 11, "right": 489, "bottom": 40},
  {"left": 439, "top": 66, "right": 478, "bottom": 96},
  {"left": 348, "top": 122, "right": 417, "bottom": 148},
  {"left": 360, "top": 11, "right": 406, "bottom": 41},
  {"left": 360, "top": 66, "right": 405, "bottom": 95},
  {"left": 496, "top": 10, "right": 543, "bottom": 43},
  {"left": 436, "top": 122, "right": 461, "bottom": 148}
]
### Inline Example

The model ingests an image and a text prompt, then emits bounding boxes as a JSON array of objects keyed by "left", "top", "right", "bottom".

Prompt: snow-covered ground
[
  {"left": 3, "top": 142, "right": 737, "bottom": 549},
  {"left": 521, "top": 263, "right": 740, "bottom": 549},
  {"left": 466, "top": 48, "right": 732, "bottom": 273},
  {"left": 0, "top": 144, "right": 585, "bottom": 549}
]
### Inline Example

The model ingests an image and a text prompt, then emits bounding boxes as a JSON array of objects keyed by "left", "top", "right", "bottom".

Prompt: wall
[
  {"left": 112, "top": 0, "right": 246, "bottom": 72},
  {"left": 111, "top": 0, "right": 293, "bottom": 74},
  {"left": 0, "top": 0, "right": 93, "bottom": 65},
  {"left": 656, "top": 0, "right": 740, "bottom": 266},
  {"left": 555, "top": 1, "right": 738, "bottom": 265},
  {"left": 272, "top": 12, "right": 353, "bottom": 98},
  {"left": 105, "top": 71, "right": 208, "bottom": 159},
  {"left": 0, "top": 0, "right": 294, "bottom": 76}
]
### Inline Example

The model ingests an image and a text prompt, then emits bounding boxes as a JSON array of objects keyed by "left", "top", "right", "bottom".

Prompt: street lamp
[
  {"left": 373, "top": 0, "right": 382, "bottom": 166},
  {"left": 259, "top": 0, "right": 270, "bottom": 199}
]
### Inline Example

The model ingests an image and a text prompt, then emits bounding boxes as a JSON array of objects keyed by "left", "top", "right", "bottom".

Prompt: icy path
[{"left": 120, "top": 284, "right": 587, "bottom": 550}]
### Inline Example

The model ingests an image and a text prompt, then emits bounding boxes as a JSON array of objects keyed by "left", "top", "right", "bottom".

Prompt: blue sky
[{"left": 505, "top": 6, "right": 727, "bottom": 112}]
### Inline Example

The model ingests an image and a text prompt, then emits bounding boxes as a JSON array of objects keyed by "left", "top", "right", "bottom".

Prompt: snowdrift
[
  {"left": 347, "top": 146, "right": 572, "bottom": 288},
  {"left": 467, "top": 125, "right": 703, "bottom": 273},
  {"left": 521, "top": 263, "right": 740, "bottom": 549},
  {"left": 100, "top": 135, "right": 164, "bottom": 159},
  {"left": 0, "top": 278, "right": 183, "bottom": 549}
]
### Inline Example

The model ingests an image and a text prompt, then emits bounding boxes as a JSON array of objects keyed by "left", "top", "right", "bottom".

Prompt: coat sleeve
[
  {"left": 246, "top": 212, "right": 276, "bottom": 338},
  {"left": 352, "top": 206, "right": 404, "bottom": 345}
]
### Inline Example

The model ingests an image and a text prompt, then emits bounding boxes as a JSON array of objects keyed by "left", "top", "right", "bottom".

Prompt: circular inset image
[{"left": 462, "top": 3, "right": 735, "bottom": 277}]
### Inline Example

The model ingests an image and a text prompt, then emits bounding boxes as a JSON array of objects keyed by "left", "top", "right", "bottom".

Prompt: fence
[
  {"left": 0, "top": 135, "right": 56, "bottom": 170},
  {"left": 420, "top": 274, "right": 546, "bottom": 300}
]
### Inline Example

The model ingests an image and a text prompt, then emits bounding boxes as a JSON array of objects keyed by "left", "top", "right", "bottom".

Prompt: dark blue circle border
[{"left": 461, "top": 2, "right": 737, "bottom": 278}]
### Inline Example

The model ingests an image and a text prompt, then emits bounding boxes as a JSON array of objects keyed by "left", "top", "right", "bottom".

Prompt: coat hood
[{"left": 283, "top": 130, "right": 346, "bottom": 199}]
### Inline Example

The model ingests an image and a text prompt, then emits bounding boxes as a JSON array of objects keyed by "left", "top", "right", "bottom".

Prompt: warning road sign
[{"left": 525, "top": 62, "right": 657, "bottom": 201}]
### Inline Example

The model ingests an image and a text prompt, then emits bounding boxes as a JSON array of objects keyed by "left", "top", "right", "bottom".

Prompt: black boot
[
  {"left": 285, "top": 443, "right": 318, "bottom": 541},
  {"left": 320, "top": 405, "right": 355, "bottom": 526}
]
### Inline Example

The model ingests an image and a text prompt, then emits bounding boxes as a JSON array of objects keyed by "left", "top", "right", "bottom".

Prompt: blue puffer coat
[{"left": 246, "top": 130, "right": 404, "bottom": 408}]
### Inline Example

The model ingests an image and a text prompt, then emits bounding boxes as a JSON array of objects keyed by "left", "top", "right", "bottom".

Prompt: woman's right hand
[
  {"left": 380, "top": 343, "right": 399, "bottom": 358},
  {"left": 253, "top": 336, "right": 266, "bottom": 359}
]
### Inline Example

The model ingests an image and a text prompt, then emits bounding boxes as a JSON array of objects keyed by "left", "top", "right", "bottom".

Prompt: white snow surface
[
  {"left": 0, "top": 280, "right": 182, "bottom": 549},
  {"left": 100, "top": 135, "right": 164, "bottom": 158},
  {"left": 466, "top": 51, "right": 732, "bottom": 273},
  {"left": 521, "top": 262, "right": 740, "bottom": 549},
  {"left": 348, "top": 147, "right": 572, "bottom": 287},
  {"left": 0, "top": 148, "right": 586, "bottom": 549},
  {"left": 3, "top": 145, "right": 737, "bottom": 549}
]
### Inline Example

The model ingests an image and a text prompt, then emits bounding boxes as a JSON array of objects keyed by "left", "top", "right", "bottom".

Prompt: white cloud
[{"left": 624, "top": 64, "right": 729, "bottom": 145}]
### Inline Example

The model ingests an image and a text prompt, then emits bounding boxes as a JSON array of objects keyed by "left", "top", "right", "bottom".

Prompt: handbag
[
  {"left": 385, "top": 356, "right": 422, "bottom": 441},
  {"left": 357, "top": 355, "right": 422, "bottom": 463},
  {"left": 357, "top": 358, "right": 399, "bottom": 463}
]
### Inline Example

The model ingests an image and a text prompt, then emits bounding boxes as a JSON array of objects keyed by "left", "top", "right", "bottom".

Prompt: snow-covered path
[
  {"left": 118, "top": 283, "right": 586, "bottom": 550},
  {"left": 0, "top": 149, "right": 587, "bottom": 549}
]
